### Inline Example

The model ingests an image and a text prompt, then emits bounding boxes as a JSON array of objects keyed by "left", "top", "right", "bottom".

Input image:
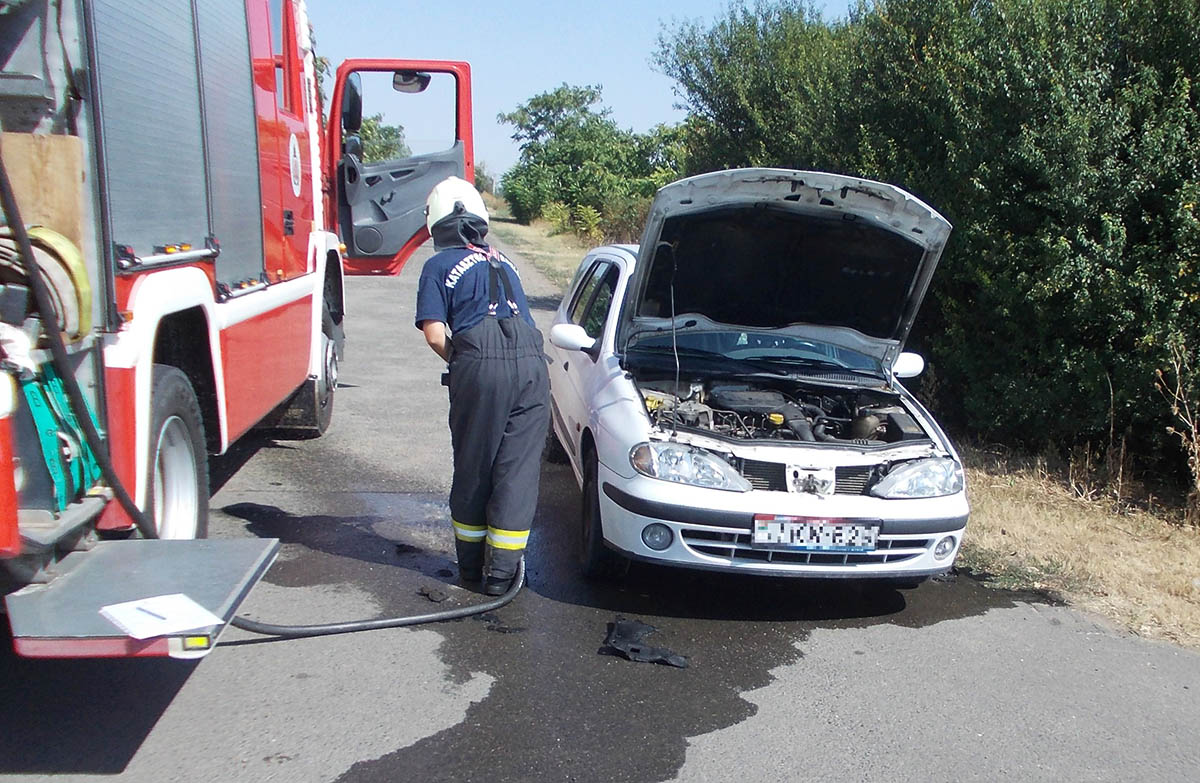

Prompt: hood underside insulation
[{"left": 639, "top": 206, "right": 924, "bottom": 340}]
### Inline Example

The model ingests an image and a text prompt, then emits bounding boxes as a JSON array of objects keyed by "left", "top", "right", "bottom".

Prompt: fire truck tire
[
  {"left": 314, "top": 303, "right": 337, "bottom": 434},
  {"left": 258, "top": 301, "right": 336, "bottom": 438},
  {"left": 148, "top": 364, "right": 209, "bottom": 540}
]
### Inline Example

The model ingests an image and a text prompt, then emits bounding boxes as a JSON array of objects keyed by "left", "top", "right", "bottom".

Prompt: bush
[
  {"left": 474, "top": 162, "right": 496, "bottom": 195},
  {"left": 1157, "top": 340, "right": 1200, "bottom": 524},
  {"left": 500, "top": 163, "right": 555, "bottom": 224},
  {"left": 573, "top": 205, "right": 603, "bottom": 243},
  {"left": 601, "top": 193, "right": 652, "bottom": 244},
  {"left": 657, "top": 0, "right": 1200, "bottom": 481},
  {"left": 540, "top": 201, "right": 573, "bottom": 234}
]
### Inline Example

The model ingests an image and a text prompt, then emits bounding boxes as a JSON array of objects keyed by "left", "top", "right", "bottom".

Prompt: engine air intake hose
[{"left": 780, "top": 402, "right": 815, "bottom": 441}]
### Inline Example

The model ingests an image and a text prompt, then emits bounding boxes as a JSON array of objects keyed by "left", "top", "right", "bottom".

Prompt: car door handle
[{"left": 563, "top": 361, "right": 569, "bottom": 372}]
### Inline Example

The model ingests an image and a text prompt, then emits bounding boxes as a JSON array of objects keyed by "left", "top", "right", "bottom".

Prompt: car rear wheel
[{"left": 580, "top": 449, "right": 619, "bottom": 579}]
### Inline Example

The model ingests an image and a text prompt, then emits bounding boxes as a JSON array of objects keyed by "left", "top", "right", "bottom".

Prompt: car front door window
[
  {"left": 580, "top": 270, "right": 617, "bottom": 340},
  {"left": 569, "top": 261, "right": 610, "bottom": 325}
]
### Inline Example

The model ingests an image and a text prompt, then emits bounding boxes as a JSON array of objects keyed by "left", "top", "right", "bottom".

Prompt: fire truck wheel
[
  {"left": 148, "top": 364, "right": 209, "bottom": 540},
  {"left": 314, "top": 303, "right": 338, "bottom": 434}
]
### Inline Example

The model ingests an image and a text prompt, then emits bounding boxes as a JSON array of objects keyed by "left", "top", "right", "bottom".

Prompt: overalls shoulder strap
[{"left": 486, "top": 257, "right": 521, "bottom": 317}]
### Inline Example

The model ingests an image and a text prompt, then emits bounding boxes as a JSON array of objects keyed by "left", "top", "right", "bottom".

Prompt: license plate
[{"left": 752, "top": 514, "right": 878, "bottom": 552}]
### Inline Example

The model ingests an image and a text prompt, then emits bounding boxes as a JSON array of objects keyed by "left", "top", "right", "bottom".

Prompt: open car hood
[{"left": 617, "top": 169, "right": 952, "bottom": 366}]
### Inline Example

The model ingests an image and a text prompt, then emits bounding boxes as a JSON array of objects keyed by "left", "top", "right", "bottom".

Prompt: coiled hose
[{"left": 0, "top": 137, "right": 523, "bottom": 639}]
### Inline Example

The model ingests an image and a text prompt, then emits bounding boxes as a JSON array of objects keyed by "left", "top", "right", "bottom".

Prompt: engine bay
[{"left": 636, "top": 376, "right": 930, "bottom": 446}]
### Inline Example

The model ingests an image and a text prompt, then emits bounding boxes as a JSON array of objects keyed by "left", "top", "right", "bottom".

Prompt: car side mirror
[
  {"left": 550, "top": 323, "right": 597, "bottom": 354},
  {"left": 894, "top": 351, "right": 925, "bottom": 379}
]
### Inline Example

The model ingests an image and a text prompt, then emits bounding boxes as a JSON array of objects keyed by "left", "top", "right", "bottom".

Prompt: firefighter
[{"left": 415, "top": 176, "right": 550, "bottom": 595}]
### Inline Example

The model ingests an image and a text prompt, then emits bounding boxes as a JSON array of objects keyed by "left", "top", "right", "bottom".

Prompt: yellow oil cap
[{"left": 768, "top": 413, "right": 785, "bottom": 426}]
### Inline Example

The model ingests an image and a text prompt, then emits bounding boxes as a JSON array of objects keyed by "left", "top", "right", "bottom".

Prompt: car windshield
[{"left": 625, "top": 329, "right": 881, "bottom": 375}]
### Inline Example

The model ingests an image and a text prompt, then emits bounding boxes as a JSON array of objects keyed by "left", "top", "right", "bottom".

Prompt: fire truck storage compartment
[{"left": 88, "top": 0, "right": 266, "bottom": 288}]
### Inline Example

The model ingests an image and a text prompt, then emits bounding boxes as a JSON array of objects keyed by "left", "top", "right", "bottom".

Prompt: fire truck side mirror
[
  {"left": 392, "top": 70, "right": 431, "bottom": 94},
  {"left": 341, "top": 72, "right": 363, "bottom": 133}
]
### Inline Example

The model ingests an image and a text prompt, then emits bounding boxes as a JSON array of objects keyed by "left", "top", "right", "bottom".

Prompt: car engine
[{"left": 637, "top": 379, "right": 929, "bottom": 446}]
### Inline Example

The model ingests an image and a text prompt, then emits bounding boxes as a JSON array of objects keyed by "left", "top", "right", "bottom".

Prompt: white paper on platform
[{"left": 99, "top": 593, "right": 224, "bottom": 639}]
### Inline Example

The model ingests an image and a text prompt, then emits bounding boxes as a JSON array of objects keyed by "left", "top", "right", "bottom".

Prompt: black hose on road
[
  {"left": 0, "top": 141, "right": 524, "bottom": 638},
  {"left": 229, "top": 559, "right": 526, "bottom": 638}
]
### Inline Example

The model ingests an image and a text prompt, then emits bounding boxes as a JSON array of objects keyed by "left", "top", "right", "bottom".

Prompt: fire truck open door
[{"left": 326, "top": 60, "right": 473, "bottom": 277}]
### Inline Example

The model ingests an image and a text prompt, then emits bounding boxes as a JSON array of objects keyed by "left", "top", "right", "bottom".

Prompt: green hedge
[{"left": 656, "top": 0, "right": 1200, "bottom": 478}]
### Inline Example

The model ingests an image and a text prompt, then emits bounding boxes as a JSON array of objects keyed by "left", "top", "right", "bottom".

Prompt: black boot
[
  {"left": 455, "top": 538, "right": 484, "bottom": 583},
  {"left": 483, "top": 574, "right": 513, "bottom": 595},
  {"left": 483, "top": 549, "right": 523, "bottom": 595}
]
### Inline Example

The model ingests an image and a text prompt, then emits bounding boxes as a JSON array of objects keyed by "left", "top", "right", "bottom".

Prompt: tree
[
  {"left": 474, "top": 161, "right": 496, "bottom": 194},
  {"left": 498, "top": 84, "right": 608, "bottom": 148},
  {"left": 656, "top": 0, "right": 1200, "bottom": 480},
  {"left": 498, "top": 85, "right": 683, "bottom": 224},
  {"left": 359, "top": 113, "right": 410, "bottom": 163}
]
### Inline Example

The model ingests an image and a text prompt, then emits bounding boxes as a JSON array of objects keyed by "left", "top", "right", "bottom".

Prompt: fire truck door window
[
  {"left": 338, "top": 71, "right": 466, "bottom": 260},
  {"left": 260, "top": 0, "right": 309, "bottom": 283},
  {"left": 268, "top": 0, "right": 300, "bottom": 116}
]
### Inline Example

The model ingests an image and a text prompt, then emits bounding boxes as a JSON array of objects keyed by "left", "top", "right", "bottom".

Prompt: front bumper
[{"left": 597, "top": 464, "right": 967, "bottom": 578}]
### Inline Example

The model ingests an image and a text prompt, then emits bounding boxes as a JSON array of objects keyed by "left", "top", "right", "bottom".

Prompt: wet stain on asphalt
[
  {"left": 305, "top": 462, "right": 1049, "bottom": 783},
  {"left": 221, "top": 495, "right": 461, "bottom": 590}
]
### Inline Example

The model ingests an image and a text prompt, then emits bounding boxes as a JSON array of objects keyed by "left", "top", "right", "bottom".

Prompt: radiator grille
[
  {"left": 737, "top": 460, "right": 876, "bottom": 495},
  {"left": 834, "top": 465, "right": 874, "bottom": 495},
  {"left": 738, "top": 459, "right": 786, "bottom": 491}
]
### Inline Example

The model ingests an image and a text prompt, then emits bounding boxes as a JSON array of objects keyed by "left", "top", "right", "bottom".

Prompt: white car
[{"left": 545, "top": 168, "right": 968, "bottom": 581}]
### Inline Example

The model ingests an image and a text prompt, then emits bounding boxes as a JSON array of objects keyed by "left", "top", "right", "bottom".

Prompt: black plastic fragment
[
  {"left": 602, "top": 616, "right": 689, "bottom": 668},
  {"left": 417, "top": 585, "right": 449, "bottom": 603}
]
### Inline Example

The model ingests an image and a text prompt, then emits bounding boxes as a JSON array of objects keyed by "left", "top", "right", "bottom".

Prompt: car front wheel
[{"left": 580, "top": 449, "right": 619, "bottom": 578}]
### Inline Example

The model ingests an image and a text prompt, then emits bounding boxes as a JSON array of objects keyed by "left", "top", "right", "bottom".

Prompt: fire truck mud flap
[{"left": 4, "top": 538, "right": 278, "bottom": 659}]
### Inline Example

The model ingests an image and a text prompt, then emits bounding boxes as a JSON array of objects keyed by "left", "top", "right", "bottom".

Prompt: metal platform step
[
  {"left": 18, "top": 495, "right": 109, "bottom": 551},
  {"left": 5, "top": 537, "right": 279, "bottom": 659}
]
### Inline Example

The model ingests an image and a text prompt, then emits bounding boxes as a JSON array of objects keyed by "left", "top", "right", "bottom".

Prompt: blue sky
[{"left": 307, "top": 0, "right": 850, "bottom": 177}]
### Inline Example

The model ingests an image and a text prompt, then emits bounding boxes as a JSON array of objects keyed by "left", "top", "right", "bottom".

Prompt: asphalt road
[{"left": 3, "top": 236, "right": 1200, "bottom": 782}]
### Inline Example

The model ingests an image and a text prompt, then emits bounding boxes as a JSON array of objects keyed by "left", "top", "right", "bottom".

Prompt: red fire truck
[{"left": 0, "top": 0, "right": 472, "bottom": 657}]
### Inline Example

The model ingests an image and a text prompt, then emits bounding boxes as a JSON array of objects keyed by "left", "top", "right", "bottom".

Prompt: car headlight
[
  {"left": 870, "top": 457, "right": 963, "bottom": 499},
  {"left": 629, "top": 442, "right": 752, "bottom": 492}
]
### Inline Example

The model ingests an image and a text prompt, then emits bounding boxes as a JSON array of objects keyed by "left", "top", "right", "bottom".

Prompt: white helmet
[{"left": 425, "top": 176, "right": 488, "bottom": 233}]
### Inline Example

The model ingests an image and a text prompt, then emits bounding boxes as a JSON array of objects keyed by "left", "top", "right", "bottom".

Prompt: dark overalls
[{"left": 446, "top": 257, "right": 549, "bottom": 582}]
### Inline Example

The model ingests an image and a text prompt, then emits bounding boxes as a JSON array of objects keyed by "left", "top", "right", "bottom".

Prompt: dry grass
[
  {"left": 962, "top": 444, "right": 1200, "bottom": 648},
  {"left": 484, "top": 193, "right": 1200, "bottom": 648},
  {"left": 484, "top": 194, "right": 591, "bottom": 290}
]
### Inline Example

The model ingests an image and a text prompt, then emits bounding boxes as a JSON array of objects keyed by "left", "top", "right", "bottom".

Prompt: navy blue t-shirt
[{"left": 414, "top": 244, "right": 536, "bottom": 334}]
